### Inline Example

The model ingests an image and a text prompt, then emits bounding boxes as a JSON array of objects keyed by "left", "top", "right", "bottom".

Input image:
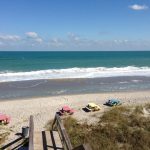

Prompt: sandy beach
[{"left": 0, "top": 90, "right": 150, "bottom": 145}]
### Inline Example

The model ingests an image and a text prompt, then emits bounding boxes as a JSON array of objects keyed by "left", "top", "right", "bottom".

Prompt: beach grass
[
  {"left": 63, "top": 104, "right": 150, "bottom": 150},
  {"left": 0, "top": 126, "right": 10, "bottom": 145}
]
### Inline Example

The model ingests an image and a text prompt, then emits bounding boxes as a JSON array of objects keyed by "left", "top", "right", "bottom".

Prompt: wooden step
[{"left": 34, "top": 130, "right": 63, "bottom": 150}]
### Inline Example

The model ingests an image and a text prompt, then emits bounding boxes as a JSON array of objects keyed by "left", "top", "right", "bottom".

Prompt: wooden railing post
[
  {"left": 29, "top": 115, "right": 34, "bottom": 150},
  {"left": 52, "top": 114, "right": 57, "bottom": 130},
  {"left": 52, "top": 114, "right": 92, "bottom": 150},
  {"left": 52, "top": 114, "right": 73, "bottom": 150}
]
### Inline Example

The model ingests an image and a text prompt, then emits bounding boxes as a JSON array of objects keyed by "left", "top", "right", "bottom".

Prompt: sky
[{"left": 0, "top": 0, "right": 150, "bottom": 51}]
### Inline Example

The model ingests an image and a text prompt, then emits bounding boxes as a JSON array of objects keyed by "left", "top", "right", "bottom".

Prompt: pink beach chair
[
  {"left": 59, "top": 105, "right": 75, "bottom": 116},
  {"left": 0, "top": 113, "right": 11, "bottom": 124}
]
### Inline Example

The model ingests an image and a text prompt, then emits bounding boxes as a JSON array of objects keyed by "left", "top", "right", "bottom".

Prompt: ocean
[{"left": 0, "top": 51, "right": 150, "bottom": 99}]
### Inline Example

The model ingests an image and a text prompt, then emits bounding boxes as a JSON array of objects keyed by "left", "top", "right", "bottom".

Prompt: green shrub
[
  {"left": 0, "top": 130, "right": 9, "bottom": 145},
  {"left": 63, "top": 104, "right": 150, "bottom": 150}
]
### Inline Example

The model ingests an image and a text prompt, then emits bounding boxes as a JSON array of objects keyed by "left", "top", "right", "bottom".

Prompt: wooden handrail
[
  {"left": 52, "top": 114, "right": 92, "bottom": 150},
  {"left": 52, "top": 114, "right": 73, "bottom": 150},
  {"left": 29, "top": 115, "right": 34, "bottom": 150}
]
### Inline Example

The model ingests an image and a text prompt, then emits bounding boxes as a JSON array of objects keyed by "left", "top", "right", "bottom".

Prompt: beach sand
[{"left": 0, "top": 90, "right": 150, "bottom": 145}]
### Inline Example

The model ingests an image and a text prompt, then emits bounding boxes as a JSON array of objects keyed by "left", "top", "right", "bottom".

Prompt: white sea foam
[
  {"left": 131, "top": 80, "right": 141, "bottom": 83},
  {"left": 0, "top": 66, "right": 150, "bottom": 82},
  {"left": 118, "top": 81, "right": 129, "bottom": 84}
]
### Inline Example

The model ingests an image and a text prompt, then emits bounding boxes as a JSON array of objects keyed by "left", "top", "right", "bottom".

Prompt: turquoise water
[
  {"left": 0, "top": 51, "right": 150, "bottom": 71},
  {"left": 0, "top": 51, "right": 150, "bottom": 99},
  {"left": 0, "top": 51, "right": 150, "bottom": 82}
]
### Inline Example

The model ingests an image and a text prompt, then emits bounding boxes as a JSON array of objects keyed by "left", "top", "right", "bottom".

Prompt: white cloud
[
  {"left": 0, "top": 41, "right": 3, "bottom": 45},
  {"left": 114, "top": 40, "right": 129, "bottom": 44},
  {"left": 25, "top": 32, "right": 38, "bottom": 38},
  {"left": 68, "top": 33, "right": 80, "bottom": 42},
  {"left": 34, "top": 38, "right": 43, "bottom": 43},
  {"left": 129, "top": 4, "right": 148, "bottom": 10},
  {"left": 49, "top": 38, "right": 64, "bottom": 47},
  {"left": 67, "top": 32, "right": 90, "bottom": 47},
  {"left": 25, "top": 32, "right": 43, "bottom": 43},
  {"left": 1, "top": 32, "right": 150, "bottom": 51},
  {"left": 0, "top": 35, "right": 21, "bottom": 41}
]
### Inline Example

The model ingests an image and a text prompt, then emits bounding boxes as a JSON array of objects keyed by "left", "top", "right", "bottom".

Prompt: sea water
[
  {"left": 0, "top": 51, "right": 150, "bottom": 99},
  {"left": 0, "top": 51, "right": 150, "bottom": 82}
]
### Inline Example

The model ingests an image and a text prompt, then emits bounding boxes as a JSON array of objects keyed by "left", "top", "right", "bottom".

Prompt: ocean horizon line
[{"left": 0, "top": 50, "right": 150, "bottom": 52}]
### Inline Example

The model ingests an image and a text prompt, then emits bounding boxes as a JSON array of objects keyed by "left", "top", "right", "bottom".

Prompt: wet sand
[{"left": 1, "top": 76, "right": 150, "bottom": 100}]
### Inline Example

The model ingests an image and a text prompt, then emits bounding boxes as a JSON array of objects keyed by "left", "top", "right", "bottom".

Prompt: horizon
[
  {"left": 0, "top": 0, "right": 150, "bottom": 51},
  {"left": 0, "top": 50, "right": 150, "bottom": 52}
]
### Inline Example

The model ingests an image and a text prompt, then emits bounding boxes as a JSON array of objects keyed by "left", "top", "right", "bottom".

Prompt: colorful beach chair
[
  {"left": 105, "top": 99, "right": 121, "bottom": 107},
  {"left": 0, "top": 113, "right": 11, "bottom": 124},
  {"left": 59, "top": 105, "right": 75, "bottom": 116},
  {"left": 85, "top": 103, "right": 101, "bottom": 112}
]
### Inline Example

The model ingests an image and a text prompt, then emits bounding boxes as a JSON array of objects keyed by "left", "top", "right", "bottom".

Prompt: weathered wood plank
[
  {"left": 33, "top": 131, "right": 63, "bottom": 150},
  {"left": 53, "top": 114, "right": 73, "bottom": 150},
  {"left": 29, "top": 115, "right": 34, "bottom": 150},
  {"left": 33, "top": 114, "right": 92, "bottom": 150},
  {"left": 34, "top": 132, "right": 43, "bottom": 150},
  {"left": 52, "top": 114, "right": 57, "bottom": 130},
  {"left": 0, "top": 137, "right": 26, "bottom": 150},
  {"left": 46, "top": 130, "right": 63, "bottom": 149}
]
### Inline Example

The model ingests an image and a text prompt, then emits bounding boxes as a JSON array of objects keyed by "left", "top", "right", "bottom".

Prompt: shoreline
[
  {"left": 0, "top": 90, "right": 150, "bottom": 145},
  {"left": 1, "top": 76, "right": 150, "bottom": 100},
  {"left": 0, "top": 88, "right": 150, "bottom": 102}
]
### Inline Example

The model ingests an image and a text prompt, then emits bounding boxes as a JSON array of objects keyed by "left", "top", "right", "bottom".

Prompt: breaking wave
[{"left": 0, "top": 66, "right": 150, "bottom": 82}]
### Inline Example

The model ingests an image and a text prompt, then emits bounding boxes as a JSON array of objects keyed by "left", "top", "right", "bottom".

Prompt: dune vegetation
[
  {"left": 0, "top": 126, "right": 10, "bottom": 145},
  {"left": 63, "top": 104, "right": 150, "bottom": 150}
]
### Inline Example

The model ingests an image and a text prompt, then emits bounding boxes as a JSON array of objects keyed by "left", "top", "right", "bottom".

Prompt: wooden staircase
[
  {"left": 29, "top": 115, "right": 91, "bottom": 150},
  {"left": 34, "top": 131, "right": 63, "bottom": 150},
  {"left": 0, "top": 115, "right": 91, "bottom": 150}
]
